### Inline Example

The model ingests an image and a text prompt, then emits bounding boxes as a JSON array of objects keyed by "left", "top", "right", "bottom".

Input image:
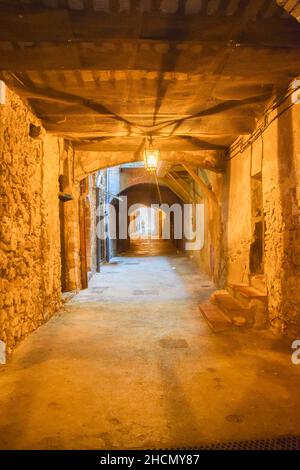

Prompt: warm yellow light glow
[{"left": 144, "top": 148, "right": 160, "bottom": 171}]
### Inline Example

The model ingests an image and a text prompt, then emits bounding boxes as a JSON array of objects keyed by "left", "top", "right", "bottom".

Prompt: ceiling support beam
[
  {"left": 167, "top": 151, "right": 226, "bottom": 174},
  {"left": 171, "top": 170, "right": 202, "bottom": 199},
  {"left": 72, "top": 139, "right": 226, "bottom": 153},
  {"left": 160, "top": 176, "right": 190, "bottom": 204},
  {"left": 1, "top": 39, "right": 300, "bottom": 71},
  {"left": 167, "top": 170, "right": 202, "bottom": 202},
  {"left": 165, "top": 172, "right": 193, "bottom": 202},
  {"left": 73, "top": 150, "right": 226, "bottom": 178},
  {"left": 181, "top": 163, "right": 218, "bottom": 206},
  {"left": 0, "top": 7, "right": 299, "bottom": 47},
  {"left": 156, "top": 161, "right": 172, "bottom": 178}
]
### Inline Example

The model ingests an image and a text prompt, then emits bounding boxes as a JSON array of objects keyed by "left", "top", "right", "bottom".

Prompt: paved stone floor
[{"left": 1, "top": 240, "right": 300, "bottom": 449}]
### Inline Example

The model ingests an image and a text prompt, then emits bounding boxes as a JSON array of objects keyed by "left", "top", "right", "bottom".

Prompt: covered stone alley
[
  {"left": 1, "top": 0, "right": 300, "bottom": 453},
  {"left": 1, "top": 244, "right": 300, "bottom": 450}
]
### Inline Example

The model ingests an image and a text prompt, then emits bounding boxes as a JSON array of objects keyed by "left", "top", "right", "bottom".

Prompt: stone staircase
[{"left": 199, "top": 274, "right": 268, "bottom": 333}]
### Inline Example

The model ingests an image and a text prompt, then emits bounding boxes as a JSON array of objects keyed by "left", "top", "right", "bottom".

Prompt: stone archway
[{"left": 109, "top": 182, "right": 185, "bottom": 256}]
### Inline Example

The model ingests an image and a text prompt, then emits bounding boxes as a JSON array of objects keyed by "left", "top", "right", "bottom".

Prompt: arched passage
[
  {"left": 109, "top": 182, "right": 186, "bottom": 257},
  {"left": 1, "top": 0, "right": 300, "bottom": 451}
]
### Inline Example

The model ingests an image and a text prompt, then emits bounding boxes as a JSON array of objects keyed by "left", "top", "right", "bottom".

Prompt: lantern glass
[{"left": 144, "top": 149, "right": 159, "bottom": 171}]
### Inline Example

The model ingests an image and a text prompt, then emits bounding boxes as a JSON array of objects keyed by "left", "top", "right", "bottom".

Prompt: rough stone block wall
[
  {"left": 60, "top": 150, "right": 82, "bottom": 293},
  {"left": 264, "top": 102, "right": 300, "bottom": 336},
  {"left": 226, "top": 97, "right": 300, "bottom": 337},
  {"left": 64, "top": 190, "right": 81, "bottom": 291},
  {"left": 0, "top": 87, "right": 62, "bottom": 353}
]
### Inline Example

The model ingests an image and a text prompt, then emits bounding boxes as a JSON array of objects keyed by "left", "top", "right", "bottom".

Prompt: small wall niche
[{"left": 29, "top": 123, "right": 42, "bottom": 139}]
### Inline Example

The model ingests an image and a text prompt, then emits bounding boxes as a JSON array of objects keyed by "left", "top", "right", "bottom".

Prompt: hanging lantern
[{"left": 143, "top": 137, "right": 160, "bottom": 172}]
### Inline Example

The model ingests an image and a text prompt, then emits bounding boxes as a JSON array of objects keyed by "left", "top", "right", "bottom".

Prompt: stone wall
[
  {"left": 0, "top": 87, "right": 62, "bottom": 353},
  {"left": 60, "top": 180, "right": 82, "bottom": 292},
  {"left": 61, "top": 172, "right": 99, "bottom": 291},
  {"left": 87, "top": 173, "right": 97, "bottom": 278},
  {"left": 225, "top": 97, "right": 300, "bottom": 337}
]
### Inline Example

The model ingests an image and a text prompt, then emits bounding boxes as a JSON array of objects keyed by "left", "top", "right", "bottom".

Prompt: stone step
[
  {"left": 198, "top": 303, "right": 232, "bottom": 333},
  {"left": 228, "top": 283, "right": 267, "bottom": 307},
  {"left": 210, "top": 290, "right": 254, "bottom": 327},
  {"left": 249, "top": 274, "right": 267, "bottom": 294}
]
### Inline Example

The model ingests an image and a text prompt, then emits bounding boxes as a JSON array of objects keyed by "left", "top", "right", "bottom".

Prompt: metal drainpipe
[
  {"left": 96, "top": 181, "right": 101, "bottom": 273},
  {"left": 105, "top": 168, "right": 110, "bottom": 262}
]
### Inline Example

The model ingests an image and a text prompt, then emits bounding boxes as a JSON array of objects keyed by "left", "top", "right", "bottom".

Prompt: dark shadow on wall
[{"left": 220, "top": 157, "right": 231, "bottom": 288}]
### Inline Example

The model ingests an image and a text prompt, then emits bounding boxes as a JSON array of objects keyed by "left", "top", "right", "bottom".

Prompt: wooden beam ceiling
[
  {"left": 0, "top": 6, "right": 298, "bottom": 47},
  {"left": 0, "top": 0, "right": 299, "bottom": 172}
]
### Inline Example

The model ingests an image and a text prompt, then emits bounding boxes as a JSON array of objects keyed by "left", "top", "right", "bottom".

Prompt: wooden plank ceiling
[{"left": 0, "top": 0, "right": 300, "bottom": 171}]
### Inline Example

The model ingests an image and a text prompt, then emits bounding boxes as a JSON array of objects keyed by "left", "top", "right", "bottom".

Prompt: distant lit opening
[{"left": 128, "top": 206, "right": 165, "bottom": 239}]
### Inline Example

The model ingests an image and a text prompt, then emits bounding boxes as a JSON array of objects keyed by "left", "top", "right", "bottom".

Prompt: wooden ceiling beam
[
  {"left": 162, "top": 151, "right": 226, "bottom": 173},
  {"left": 166, "top": 172, "right": 195, "bottom": 201},
  {"left": 72, "top": 136, "right": 226, "bottom": 152},
  {"left": 1, "top": 43, "right": 299, "bottom": 78},
  {"left": 74, "top": 149, "right": 226, "bottom": 177},
  {"left": 1, "top": 39, "right": 300, "bottom": 71},
  {"left": 0, "top": 6, "right": 299, "bottom": 47},
  {"left": 41, "top": 118, "right": 255, "bottom": 136},
  {"left": 182, "top": 162, "right": 219, "bottom": 205},
  {"left": 162, "top": 175, "right": 191, "bottom": 203},
  {"left": 156, "top": 161, "right": 172, "bottom": 178}
]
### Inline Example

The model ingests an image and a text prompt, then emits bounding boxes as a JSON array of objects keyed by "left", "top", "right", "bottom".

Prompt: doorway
[{"left": 250, "top": 173, "right": 264, "bottom": 274}]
